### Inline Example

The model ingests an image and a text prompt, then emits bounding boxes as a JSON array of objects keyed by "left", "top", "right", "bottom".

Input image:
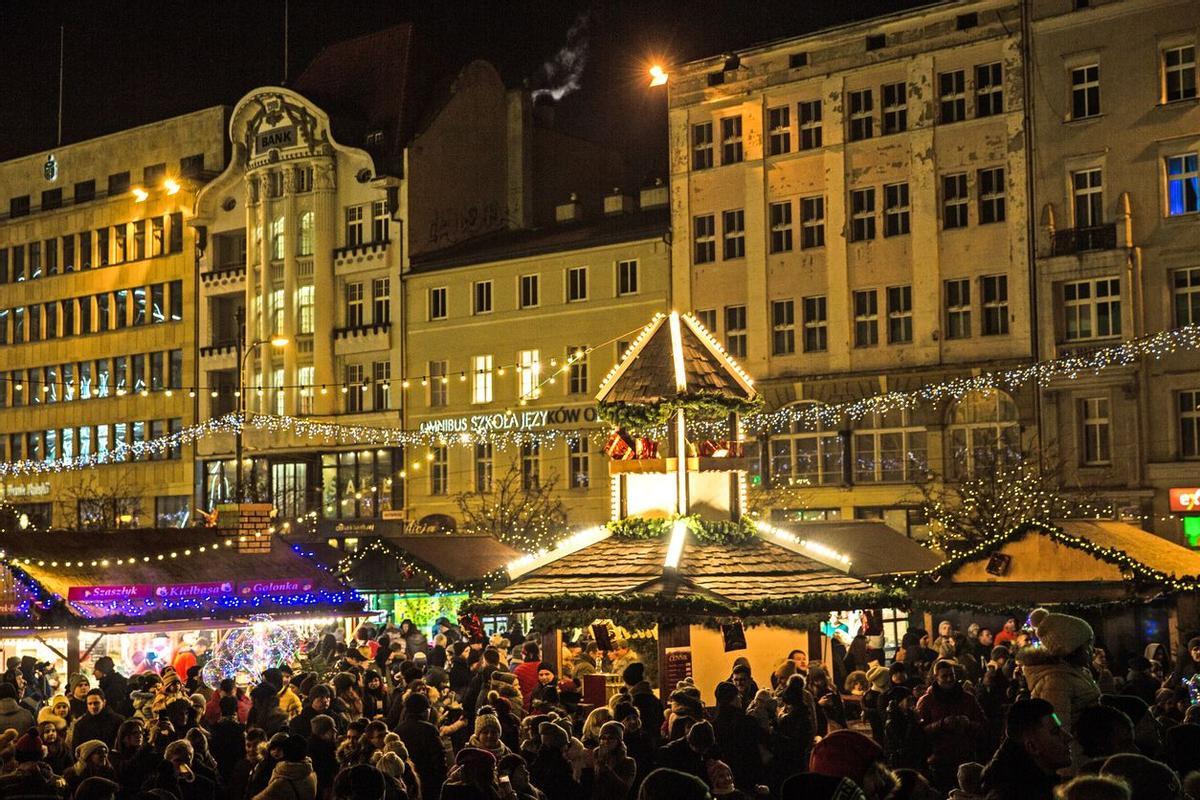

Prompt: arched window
[
  {"left": 270, "top": 216, "right": 285, "bottom": 260},
  {"left": 298, "top": 211, "right": 314, "bottom": 256},
  {"left": 853, "top": 409, "right": 927, "bottom": 483},
  {"left": 769, "top": 401, "right": 845, "bottom": 486},
  {"left": 947, "top": 389, "right": 1020, "bottom": 477}
]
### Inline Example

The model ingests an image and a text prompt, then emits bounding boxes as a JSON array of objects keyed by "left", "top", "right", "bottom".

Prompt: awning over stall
[
  {"left": 327, "top": 535, "right": 519, "bottom": 594},
  {"left": 762, "top": 520, "right": 943, "bottom": 579}
]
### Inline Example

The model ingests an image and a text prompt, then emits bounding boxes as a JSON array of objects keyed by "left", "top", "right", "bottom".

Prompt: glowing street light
[
  {"left": 164, "top": 178, "right": 181, "bottom": 195},
  {"left": 649, "top": 64, "right": 668, "bottom": 87},
  {"left": 131, "top": 187, "right": 149, "bottom": 202}
]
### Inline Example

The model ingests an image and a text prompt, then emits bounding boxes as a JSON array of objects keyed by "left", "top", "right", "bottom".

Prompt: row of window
[
  {"left": 0, "top": 350, "right": 184, "bottom": 409},
  {"left": 419, "top": 346, "right": 591, "bottom": 409},
  {"left": 693, "top": 62, "right": 1004, "bottom": 169},
  {"left": 0, "top": 280, "right": 183, "bottom": 345},
  {"left": 342, "top": 278, "right": 390, "bottom": 329},
  {"left": 344, "top": 201, "right": 390, "bottom": 248},
  {"left": 0, "top": 419, "right": 184, "bottom": 465},
  {"left": 7, "top": 156, "right": 204, "bottom": 220},
  {"left": 694, "top": 169, "right": 1005, "bottom": 263},
  {"left": 425, "top": 439, "right": 592, "bottom": 496},
  {"left": 1066, "top": 44, "right": 1196, "bottom": 123},
  {"left": 0, "top": 212, "right": 185, "bottom": 285},
  {"left": 426, "top": 261, "right": 640, "bottom": 320}
]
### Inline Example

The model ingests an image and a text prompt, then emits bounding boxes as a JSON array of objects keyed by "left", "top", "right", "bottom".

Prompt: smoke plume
[{"left": 531, "top": 12, "right": 590, "bottom": 103}]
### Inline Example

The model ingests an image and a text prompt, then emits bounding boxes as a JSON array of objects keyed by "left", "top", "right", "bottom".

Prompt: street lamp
[
  {"left": 234, "top": 306, "right": 288, "bottom": 503},
  {"left": 649, "top": 64, "right": 668, "bottom": 87}
]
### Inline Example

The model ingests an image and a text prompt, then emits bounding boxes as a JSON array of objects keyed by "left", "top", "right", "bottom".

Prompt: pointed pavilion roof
[{"left": 595, "top": 312, "right": 757, "bottom": 405}]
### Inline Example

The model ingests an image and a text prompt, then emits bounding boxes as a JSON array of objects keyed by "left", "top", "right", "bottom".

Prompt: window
[
  {"left": 982, "top": 275, "right": 1010, "bottom": 336},
  {"left": 373, "top": 277, "right": 390, "bottom": 324},
  {"left": 939, "top": 70, "right": 966, "bottom": 123},
  {"left": 296, "top": 285, "right": 314, "bottom": 333},
  {"left": 132, "top": 220, "right": 146, "bottom": 261},
  {"left": 943, "top": 173, "right": 969, "bottom": 229},
  {"left": 772, "top": 300, "right": 795, "bottom": 355},
  {"left": 148, "top": 351, "right": 164, "bottom": 391},
  {"left": 976, "top": 62, "right": 1004, "bottom": 116},
  {"left": 345, "top": 282, "right": 364, "bottom": 327},
  {"left": 345, "top": 205, "right": 365, "bottom": 247},
  {"left": 720, "top": 116, "right": 743, "bottom": 164},
  {"left": 569, "top": 438, "right": 590, "bottom": 488},
  {"left": 803, "top": 296, "right": 827, "bottom": 352},
  {"left": 430, "top": 446, "right": 449, "bottom": 495},
  {"left": 1174, "top": 268, "right": 1200, "bottom": 328},
  {"left": 770, "top": 401, "right": 844, "bottom": 486},
  {"left": 75, "top": 179, "right": 95, "bottom": 203},
  {"left": 866, "top": 34, "right": 886, "bottom": 51},
  {"left": 849, "top": 89, "right": 873, "bottom": 141},
  {"left": 799, "top": 100, "right": 822, "bottom": 149},
  {"left": 854, "top": 290, "right": 879, "bottom": 347},
  {"left": 298, "top": 211, "right": 314, "bottom": 255},
  {"left": 566, "top": 267, "right": 587, "bottom": 302},
  {"left": 429, "top": 360, "right": 448, "bottom": 407},
  {"left": 883, "top": 183, "right": 910, "bottom": 236},
  {"left": 1167, "top": 153, "right": 1200, "bottom": 216},
  {"left": 945, "top": 279, "right": 971, "bottom": 339},
  {"left": 722, "top": 209, "right": 745, "bottom": 259},
  {"left": 517, "top": 349, "right": 541, "bottom": 399},
  {"left": 79, "top": 231, "right": 92, "bottom": 269},
  {"left": 429, "top": 287, "right": 448, "bottom": 320},
  {"left": 114, "top": 224, "right": 127, "bottom": 263},
  {"left": 693, "top": 214, "right": 716, "bottom": 263},
  {"left": 169, "top": 212, "right": 183, "bottom": 253},
  {"left": 725, "top": 305, "right": 747, "bottom": 357},
  {"left": 1071, "top": 64, "right": 1101, "bottom": 119},
  {"left": 44, "top": 302, "right": 57, "bottom": 339},
  {"left": 1182, "top": 390, "right": 1200, "bottom": 458},
  {"left": 1164, "top": 45, "right": 1197, "bottom": 102},
  {"left": 948, "top": 389, "right": 1020, "bottom": 477},
  {"left": 1072, "top": 168, "right": 1103, "bottom": 227},
  {"left": 472, "top": 355, "right": 493, "bottom": 403},
  {"left": 474, "top": 444, "right": 494, "bottom": 492},
  {"left": 169, "top": 349, "right": 182, "bottom": 389},
  {"left": 521, "top": 442, "right": 541, "bottom": 490},
  {"left": 133, "top": 286, "right": 146, "bottom": 326},
  {"left": 978, "top": 167, "right": 1006, "bottom": 223},
  {"left": 692, "top": 122, "right": 714, "bottom": 169},
  {"left": 769, "top": 201, "right": 793, "bottom": 253},
  {"left": 854, "top": 410, "right": 928, "bottom": 483},
  {"left": 345, "top": 364, "right": 364, "bottom": 412},
  {"left": 767, "top": 106, "right": 791, "bottom": 155},
  {"left": 567, "top": 345, "right": 588, "bottom": 394},
  {"left": 149, "top": 217, "right": 164, "bottom": 257},
  {"left": 696, "top": 309, "right": 717, "bottom": 333},
  {"left": 9, "top": 195, "right": 30, "bottom": 218},
  {"left": 801, "top": 196, "right": 825, "bottom": 248},
  {"left": 887, "top": 286, "right": 913, "bottom": 344},
  {"left": 520, "top": 274, "right": 540, "bottom": 308},
  {"left": 371, "top": 199, "right": 389, "bottom": 242},
  {"left": 882, "top": 82, "right": 907, "bottom": 134},
  {"left": 1063, "top": 277, "right": 1120, "bottom": 341},
  {"left": 269, "top": 216, "right": 285, "bottom": 260},
  {"left": 617, "top": 260, "right": 639, "bottom": 295},
  {"left": 97, "top": 228, "right": 109, "bottom": 266},
  {"left": 115, "top": 290, "right": 128, "bottom": 329},
  {"left": 45, "top": 239, "right": 58, "bottom": 275},
  {"left": 169, "top": 279, "right": 182, "bottom": 322},
  {"left": 373, "top": 361, "right": 391, "bottom": 410},
  {"left": 850, "top": 188, "right": 876, "bottom": 241},
  {"left": 474, "top": 280, "right": 494, "bottom": 313},
  {"left": 1080, "top": 397, "right": 1111, "bottom": 465}
]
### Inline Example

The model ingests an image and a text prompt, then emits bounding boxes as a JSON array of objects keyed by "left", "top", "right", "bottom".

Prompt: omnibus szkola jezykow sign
[
  {"left": 417, "top": 406, "right": 598, "bottom": 436},
  {"left": 68, "top": 579, "right": 315, "bottom": 602}
]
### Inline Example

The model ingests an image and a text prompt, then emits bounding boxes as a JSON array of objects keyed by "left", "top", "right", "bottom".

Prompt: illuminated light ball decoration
[{"left": 201, "top": 614, "right": 300, "bottom": 686}]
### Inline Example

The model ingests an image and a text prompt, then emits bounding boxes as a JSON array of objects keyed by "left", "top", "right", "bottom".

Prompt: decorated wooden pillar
[{"left": 541, "top": 629, "right": 560, "bottom": 676}]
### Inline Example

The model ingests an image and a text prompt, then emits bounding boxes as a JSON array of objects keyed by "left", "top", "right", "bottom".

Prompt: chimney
[
  {"left": 505, "top": 90, "right": 534, "bottom": 230},
  {"left": 639, "top": 178, "right": 669, "bottom": 209},
  {"left": 555, "top": 193, "right": 583, "bottom": 224},
  {"left": 603, "top": 187, "right": 636, "bottom": 216}
]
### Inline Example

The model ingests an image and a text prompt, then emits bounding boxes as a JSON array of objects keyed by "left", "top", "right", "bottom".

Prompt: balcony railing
[{"left": 1051, "top": 223, "right": 1117, "bottom": 256}]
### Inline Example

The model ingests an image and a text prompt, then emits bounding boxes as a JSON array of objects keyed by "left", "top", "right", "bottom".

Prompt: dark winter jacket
[
  {"left": 71, "top": 707, "right": 126, "bottom": 750},
  {"left": 915, "top": 683, "right": 985, "bottom": 767},
  {"left": 629, "top": 682, "right": 664, "bottom": 743},
  {"left": 529, "top": 748, "right": 580, "bottom": 800},
  {"left": 99, "top": 671, "right": 133, "bottom": 717},
  {"left": 209, "top": 717, "right": 247, "bottom": 784},
  {"left": 712, "top": 704, "right": 765, "bottom": 790},
  {"left": 397, "top": 717, "right": 449, "bottom": 796},
  {"left": 980, "top": 736, "right": 1060, "bottom": 800}
]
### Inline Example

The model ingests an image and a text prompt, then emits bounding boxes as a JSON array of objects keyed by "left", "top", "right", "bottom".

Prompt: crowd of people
[{"left": 0, "top": 609, "right": 1199, "bottom": 800}]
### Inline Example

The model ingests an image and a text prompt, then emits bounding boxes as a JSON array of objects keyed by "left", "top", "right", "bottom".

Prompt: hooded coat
[
  {"left": 252, "top": 758, "right": 318, "bottom": 800},
  {"left": 1016, "top": 647, "right": 1100, "bottom": 735}
]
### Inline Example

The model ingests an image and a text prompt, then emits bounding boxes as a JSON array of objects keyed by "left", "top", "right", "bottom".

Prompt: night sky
[{"left": 0, "top": 0, "right": 931, "bottom": 176}]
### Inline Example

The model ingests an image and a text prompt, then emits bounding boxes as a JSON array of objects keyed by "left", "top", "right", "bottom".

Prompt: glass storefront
[{"left": 321, "top": 449, "right": 403, "bottom": 519}]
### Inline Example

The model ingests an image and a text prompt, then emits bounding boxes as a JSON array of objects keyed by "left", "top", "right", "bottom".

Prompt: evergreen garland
[
  {"left": 604, "top": 515, "right": 758, "bottom": 546},
  {"left": 597, "top": 392, "right": 763, "bottom": 432}
]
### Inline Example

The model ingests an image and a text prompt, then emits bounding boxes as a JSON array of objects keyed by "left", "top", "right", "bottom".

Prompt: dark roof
[
  {"left": 597, "top": 312, "right": 756, "bottom": 406},
  {"left": 0, "top": 529, "right": 360, "bottom": 628},
  {"left": 334, "top": 535, "right": 520, "bottom": 591},
  {"left": 481, "top": 532, "right": 878, "bottom": 616},
  {"left": 773, "top": 521, "right": 944, "bottom": 578},
  {"left": 409, "top": 206, "right": 669, "bottom": 273}
]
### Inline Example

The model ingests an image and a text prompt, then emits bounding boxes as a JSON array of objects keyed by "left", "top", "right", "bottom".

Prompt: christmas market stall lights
[{"left": 0, "top": 527, "right": 363, "bottom": 675}]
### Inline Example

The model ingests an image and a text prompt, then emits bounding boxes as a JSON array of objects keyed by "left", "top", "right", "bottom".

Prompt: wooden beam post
[{"left": 66, "top": 626, "right": 81, "bottom": 677}]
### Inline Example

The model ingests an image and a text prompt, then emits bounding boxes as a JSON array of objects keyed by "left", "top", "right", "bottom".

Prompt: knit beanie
[
  {"left": 75, "top": 739, "right": 109, "bottom": 763},
  {"left": 538, "top": 720, "right": 569, "bottom": 750},
  {"left": 1028, "top": 608, "right": 1094, "bottom": 657},
  {"left": 686, "top": 720, "right": 715, "bottom": 751},
  {"left": 376, "top": 751, "right": 404, "bottom": 779},
  {"left": 14, "top": 730, "right": 44, "bottom": 762},
  {"left": 475, "top": 712, "right": 502, "bottom": 736},
  {"left": 809, "top": 730, "right": 885, "bottom": 783},
  {"left": 38, "top": 707, "right": 68, "bottom": 730},
  {"left": 1101, "top": 753, "right": 1181, "bottom": 800},
  {"left": 49, "top": 694, "right": 69, "bottom": 711},
  {"left": 866, "top": 665, "right": 889, "bottom": 692},
  {"left": 714, "top": 681, "right": 739, "bottom": 707},
  {"left": 599, "top": 720, "right": 625, "bottom": 742},
  {"left": 310, "top": 714, "right": 337, "bottom": 739},
  {"left": 621, "top": 662, "right": 645, "bottom": 687},
  {"left": 456, "top": 746, "right": 497, "bottom": 770},
  {"left": 639, "top": 768, "right": 711, "bottom": 800}
]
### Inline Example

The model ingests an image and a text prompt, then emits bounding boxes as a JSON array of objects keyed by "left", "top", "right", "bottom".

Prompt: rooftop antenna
[
  {"left": 56, "top": 25, "right": 64, "bottom": 146},
  {"left": 283, "top": 0, "right": 289, "bottom": 84}
]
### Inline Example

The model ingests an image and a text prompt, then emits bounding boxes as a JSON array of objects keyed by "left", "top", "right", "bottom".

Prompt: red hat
[
  {"left": 809, "top": 730, "right": 885, "bottom": 782},
  {"left": 14, "top": 730, "right": 45, "bottom": 762},
  {"left": 455, "top": 747, "right": 497, "bottom": 772}
]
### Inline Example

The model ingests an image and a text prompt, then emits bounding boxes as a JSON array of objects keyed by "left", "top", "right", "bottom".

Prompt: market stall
[{"left": 0, "top": 527, "right": 363, "bottom": 676}]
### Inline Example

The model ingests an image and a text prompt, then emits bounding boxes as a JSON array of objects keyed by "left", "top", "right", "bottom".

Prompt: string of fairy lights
[{"left": 3, "top": 322, "right": 1200, "bottom": 477}]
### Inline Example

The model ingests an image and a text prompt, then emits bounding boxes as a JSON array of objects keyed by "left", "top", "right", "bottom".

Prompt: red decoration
[
  {"left": 635, "top": 438, "right": 658, "bottom": 459},
  {"left": 604, "top": 430, "right": 636, "bottom": 461}
]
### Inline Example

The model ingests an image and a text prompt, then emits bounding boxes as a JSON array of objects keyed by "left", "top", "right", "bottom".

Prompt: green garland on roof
[
  {"left": 462, "top": 587, "right": 906, "bottom": 620},
  {"left": 531, "top": 607, "right": 826, "bottom": 633},
  {"left": 895, "top": 520, "right": 1200, "bottom": 593},
  {"left": 597, "top": 392, "right": 763, "bottom": 433},
  {"left": 605, "top": 515, "right": 758, "bottom": 546}
]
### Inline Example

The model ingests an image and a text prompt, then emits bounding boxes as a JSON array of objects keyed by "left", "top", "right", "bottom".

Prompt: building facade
[
  {"left": 1029, "top": 0, "right": 1200, "bottom": 542},
  {"left": 667, "top": 0, "right": 1035, "bottom": 534},
  {"left": 404, "top": 189, "right": 670, "bottom": 530},
  {"left": 0, "top": 107, "right": 227, "bottom": 528}
]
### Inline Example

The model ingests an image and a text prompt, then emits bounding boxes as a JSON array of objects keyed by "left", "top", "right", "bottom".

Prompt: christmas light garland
[{"left": 335, "top": 538, "right": 507, "bottom": 593}]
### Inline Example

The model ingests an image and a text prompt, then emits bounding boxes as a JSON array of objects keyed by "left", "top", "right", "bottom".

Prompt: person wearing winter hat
[
  {"left": 37, "top": 703, "right": 68, "bottom": 731},
  {"left": 658, "top": 719, "right": 714, "bottom": 784},
  {"left": 949, "top": 762, "right": 985, "bottom": 800},
  {"left": 591, "top": 720, "right": 637, "bottom": 800},
  {"left": 254, "top": 734, "right": 317, "bottom": 800},
  {"left": 331, "top": 762, "right": 387, "bottom": 800},
  {"left": 620, "top": 661, "right": 664, "bottom": 743},
  {"left": 712, "top": 680, "right": 765, "bottom": 792},
  {"left": 809, "top": 730, "right": 895, "bottom": 799},
  {"left": 1017, "top": 608, "right": 1101, "bottom": 735},
  {"left": 64, "top": 739, "right": 116, "bottom": 799},
  {"left": 440, "top": 747, "right": 499, "bottom": 799},
  {"left": 1100, "top": 753, "right": 1182, "bottom": 800},
  {"left": 772, "top": 673, "right": 816, "bottom": 789},
  {"left": 530, "top": 720, "right": 580, "bottom": 800},
  {"left": 38, "top": 716, "right": 73, "bottom": 774},
  {"left": 396, "top": 688, "right": 448, "bottom": 796},
  {"left": 74, "top": 775, "right": 120, "bottom": 800},
  {"left": 0, "top": 681, "right": 34, "bottom": 733},
  {"left": 637, "top": 767, "right": 712, "bottom": 800},
  {"left": 469, "top": 710, "right": 511, "bottom": 759},
  {"left": 0, "top": 730, "right": 60, "bottom": 799}
]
